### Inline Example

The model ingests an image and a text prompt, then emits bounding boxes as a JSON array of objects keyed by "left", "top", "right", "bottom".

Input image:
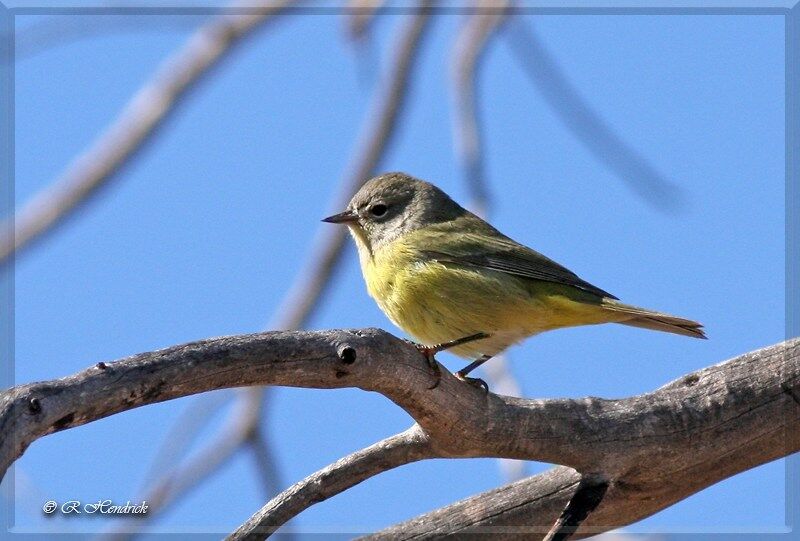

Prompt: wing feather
[
  {"left": 415, "top": 217, "right": 617, "bottom": 299},
  {"left": 424, "top": 248, "right": 616, "bottom": 299}
]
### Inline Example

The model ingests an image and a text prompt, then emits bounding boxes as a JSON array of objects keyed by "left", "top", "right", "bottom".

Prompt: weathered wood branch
[
  {"left": 229, "top": 425, "right": 436, "bottom": 541},
  {"left": 542, "top": 475, "right": 609, "bottom": 541},
  {"left": 1, "top": 330, "right": 796, "bottom": 538},
  {"left": 224, "top": 337, "right": 798, "bottom": 539},
  {"left": 366, "top": 340, "right": 800, "bottom": 539}
]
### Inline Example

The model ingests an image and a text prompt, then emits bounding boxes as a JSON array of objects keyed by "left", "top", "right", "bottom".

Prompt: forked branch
[{"left": 1, "top": 331, "right": 796, "bottom": 538}]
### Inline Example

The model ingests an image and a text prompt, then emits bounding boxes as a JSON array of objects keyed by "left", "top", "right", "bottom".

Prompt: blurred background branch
[
  {"left": 450, "top": 0, "right": 507, "bottom": 218},
  {"left": 14, "top": 14, "right": 209, "bottom": 60},
  {"left": 502, "top": 15, "right": 684, "bottom": 211},
  {"left": 0, "top": 0, "right": 293, "bottom": 264}
]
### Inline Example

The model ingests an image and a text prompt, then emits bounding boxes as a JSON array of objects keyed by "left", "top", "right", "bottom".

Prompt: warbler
[{"left": 323, "top": 172, "right": 705, "bottom": 387}]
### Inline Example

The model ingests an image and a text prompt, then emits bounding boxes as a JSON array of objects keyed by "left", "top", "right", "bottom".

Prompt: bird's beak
[{"left": 321, "top": 210, "right": 358, "bottom": 224}]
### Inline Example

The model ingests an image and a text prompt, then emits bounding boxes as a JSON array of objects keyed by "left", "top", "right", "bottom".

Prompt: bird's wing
[{"left": 418, "top": 219, "right": 618, "bottom": 300}]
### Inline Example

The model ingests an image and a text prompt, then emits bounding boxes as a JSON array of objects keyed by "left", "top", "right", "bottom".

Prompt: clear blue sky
[{"left": 4, "top": 4, "right": 792, "bottom": 539}]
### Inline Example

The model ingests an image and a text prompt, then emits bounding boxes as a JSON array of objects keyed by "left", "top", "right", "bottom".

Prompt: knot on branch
[
  {"left": 27, "top": 396, "right": 41, "bottom": 415},
  {"left": 338, "top": 345, "right": 357, "bottom": 365}
]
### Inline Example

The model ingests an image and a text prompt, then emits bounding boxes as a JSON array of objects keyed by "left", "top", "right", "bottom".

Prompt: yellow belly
[{"left": 359, "top": 239, "right": 615, "bottom": 359}]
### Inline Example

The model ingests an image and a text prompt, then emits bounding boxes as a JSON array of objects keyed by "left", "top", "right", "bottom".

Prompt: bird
[{"left": 323, "top": 172, "right": 705, "bottom": 389}]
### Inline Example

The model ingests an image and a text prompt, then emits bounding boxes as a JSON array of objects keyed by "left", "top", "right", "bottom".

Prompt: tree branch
[
  {"left": 502, "top": 15, "right": 684, "bottom": 211},
  {"left": 270, "top": 1, "right": 432, "bottom": 330},
  {"left": 228, "top": 425, "right": 435, "bottom": 540},
  {"left": 542, "top": 475, "right": 609, "bottom": 541},
  {"left": 365, "top": 465, "right": 583, "bottom": 539},
  {"left": 2, "top": 331, "right": 793, "bottom": 537},
  {"left": 0, "top": 0, "right": 293, "bottom": 263},
  {"left": 345, "top": 0, "right": 387, "bottom": 41},
  {"left": 366, "top": 340, "right": 800, "bottom": 539},
  {"left": 450, "top": 0, "right": 507, "bottom": 218}
]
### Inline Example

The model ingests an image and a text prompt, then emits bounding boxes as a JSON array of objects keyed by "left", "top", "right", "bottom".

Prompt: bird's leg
[
  {"left": 410, "top": 332, "right": 489, "bottom": 390},
  {"left": 455, "top": 355, "right": 493, "bottom": 393}
]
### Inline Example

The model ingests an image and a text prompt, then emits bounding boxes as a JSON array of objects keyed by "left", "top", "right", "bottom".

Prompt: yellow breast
[
  {"left": 356, "top": 235, "right": 534, "bottom": 358},
  {"left": 350, "top": 228, "right": 615, "bottom": 359}
]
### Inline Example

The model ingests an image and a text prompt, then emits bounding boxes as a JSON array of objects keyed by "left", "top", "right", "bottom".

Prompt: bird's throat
[{"left": 346, "top": 223, "right": 374, "bottom": 260}]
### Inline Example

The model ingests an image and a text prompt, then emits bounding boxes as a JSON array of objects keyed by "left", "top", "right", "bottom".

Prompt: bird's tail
[{"left": 601, "top": 299, "right": 706, "bottom": 339}]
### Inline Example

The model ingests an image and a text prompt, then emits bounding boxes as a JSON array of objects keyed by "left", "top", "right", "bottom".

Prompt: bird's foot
[
  {"left": 454, "top": 353, "right": 494, "bottom": 394},
  {"left": 408, "top": 343, "right": 442, "bottom": 389},
  {"left": 454, "top": 371, "right": 490, "bottom": 394},
  {"left": 409, "top": 332, "right": 489, "bottom": 390}
]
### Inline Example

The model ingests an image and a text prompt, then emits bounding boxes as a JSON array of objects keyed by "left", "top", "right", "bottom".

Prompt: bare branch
[
  {"left": 270, "top": 1, "right": 433, "bottom": 331},
  {"left": 100, "top": 388, "right": 265, "bottom": 541},
  {"left": 14, "top": 14, "right": 207, "bottom": 60},
  {"left": 502, "top": 15, "right": 684, "bottom": 211},
  {"left": 345, "top": 0, "right": 386, "bottom": 41},
  {"left": 2, "top": 331, "right": 792, "bottom": 536},
  {"left": 0, "top": 0, "right": 293, "bottom": 263},
  {"left": 367, "top": 340, "right": 800, "bottom": 539},
  {"left": 365, "top": 465, "right": 583, "bottom": 540},
  {"left": 451, "top": 1, "right": 508, "bottom": 217},
  {"left": 228, "top": 425, "right": 436, "bottom": 540}
]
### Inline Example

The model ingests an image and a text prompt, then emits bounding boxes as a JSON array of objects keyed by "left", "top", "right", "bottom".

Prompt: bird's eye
[{"left": 369, "top": 204, "right": 388, "bottom": 217}]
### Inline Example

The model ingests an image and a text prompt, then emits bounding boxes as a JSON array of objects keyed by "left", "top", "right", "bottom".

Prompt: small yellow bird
[{"left": 324, "top": 172, "right": 705, "bottom": 388}]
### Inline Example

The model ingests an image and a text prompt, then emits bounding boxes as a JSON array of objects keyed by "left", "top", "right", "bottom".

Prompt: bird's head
[{"left": 322, "top": 172, "right": 466, "bottom": 254}]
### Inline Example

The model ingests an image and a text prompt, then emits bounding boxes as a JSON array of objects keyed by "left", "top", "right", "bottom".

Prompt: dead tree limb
[
  {"left": 229, "top": 425, "right": 436, "bottom": 540},
  {"left": 366, "top": 340, "right": 800, "bottom": 539},
  {"left": 1, "top": 331, "right": 796, "bottom": 538},
  {"left": 542, "top": 475, "right": 609, "bottom": 541}
]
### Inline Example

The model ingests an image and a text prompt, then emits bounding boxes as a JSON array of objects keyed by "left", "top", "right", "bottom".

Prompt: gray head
[{"left": 322, "top": 172, "right": 467, "bottom": 251}]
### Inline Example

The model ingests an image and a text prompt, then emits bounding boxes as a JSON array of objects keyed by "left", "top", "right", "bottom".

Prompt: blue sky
[{"left": 3, "top": 4, "right": 793, "bottom": 539}]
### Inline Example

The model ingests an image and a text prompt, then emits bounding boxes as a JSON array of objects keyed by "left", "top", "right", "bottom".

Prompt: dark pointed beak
[{"left": 321, "top": 210, "right": 358, "bottom": 224}]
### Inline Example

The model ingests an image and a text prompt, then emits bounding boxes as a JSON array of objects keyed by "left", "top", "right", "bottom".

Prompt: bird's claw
[
  {"left": 455, "top": 372, "right": 490, "bottom": 394},
  {"left": 407, "top": 341, "right": 443, "bottom": 389},
  {"left": 407, "top": 333, "right": 490, "bottom": 391}
]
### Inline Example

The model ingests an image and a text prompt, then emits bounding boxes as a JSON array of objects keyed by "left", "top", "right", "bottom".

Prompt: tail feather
[{"left": 601, "top": 299, "right": 706, "bottom": 339}]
